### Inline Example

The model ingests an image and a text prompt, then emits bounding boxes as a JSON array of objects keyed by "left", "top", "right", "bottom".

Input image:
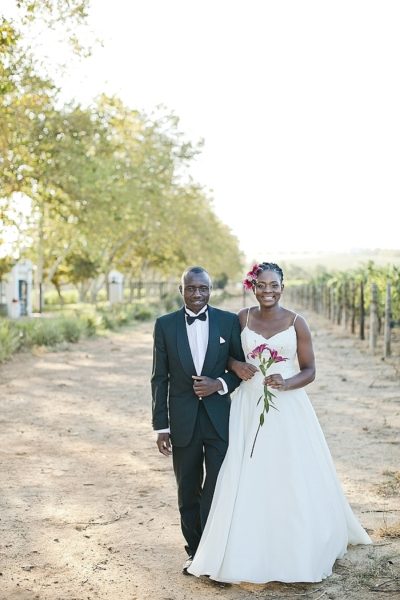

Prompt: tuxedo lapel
[
  {"left": 201, "top": 306, "right": 220, "bottom": 376},
  {"left": 176, "top": 308, "right": 197, "bottom": 378}
]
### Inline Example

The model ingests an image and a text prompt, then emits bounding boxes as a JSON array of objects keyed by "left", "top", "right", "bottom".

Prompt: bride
[{"left": 188, "top": 262, "right": 371, "bottom": 584}]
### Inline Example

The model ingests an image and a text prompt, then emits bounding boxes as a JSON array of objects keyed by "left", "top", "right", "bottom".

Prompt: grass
[
  {"left": 376, "top": 522, "right": 400, "bottom": 539},
  {"left": 376, "top": 470, "right": 400, "bottom": 497}
]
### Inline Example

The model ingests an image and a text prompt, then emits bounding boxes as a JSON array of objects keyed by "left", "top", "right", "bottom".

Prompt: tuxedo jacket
[{"left": 151, "top": 305, "right": 245, "bottom": 447}]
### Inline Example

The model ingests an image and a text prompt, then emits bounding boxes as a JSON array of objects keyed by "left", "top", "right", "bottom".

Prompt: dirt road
[{"left": 0, "top": 298, "right": 399, "bottom": 600}]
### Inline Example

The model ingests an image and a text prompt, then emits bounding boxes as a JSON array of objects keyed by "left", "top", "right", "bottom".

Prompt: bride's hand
[
  {"left": 264, "top": 374, "right": 287, "bottom": 390},
  {"left": 229, "top": 359, "right": 258, "bottom": 381}
]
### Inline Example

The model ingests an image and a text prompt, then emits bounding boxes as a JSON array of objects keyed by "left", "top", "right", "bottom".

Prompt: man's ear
[{"left": 178, "top": 285, "right": 183, "bottom": 295}]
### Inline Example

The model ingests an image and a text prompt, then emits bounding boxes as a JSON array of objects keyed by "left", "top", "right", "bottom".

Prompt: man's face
[{"left": 180, "top": 271, "right": 211, "bottom": 314}]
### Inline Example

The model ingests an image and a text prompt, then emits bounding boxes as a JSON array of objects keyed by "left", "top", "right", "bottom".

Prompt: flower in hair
[{"left": 243, "top": 263, "right": 261, "bottom": 290}]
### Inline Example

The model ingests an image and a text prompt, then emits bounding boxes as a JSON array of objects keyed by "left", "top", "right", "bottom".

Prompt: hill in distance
[{"left": 245, "top": 249, "right": 400, "bottom": 277}]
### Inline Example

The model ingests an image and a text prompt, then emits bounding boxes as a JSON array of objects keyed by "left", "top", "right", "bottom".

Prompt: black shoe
[{"left": 182, "top": 556, "right": 194, "bottom": 576}]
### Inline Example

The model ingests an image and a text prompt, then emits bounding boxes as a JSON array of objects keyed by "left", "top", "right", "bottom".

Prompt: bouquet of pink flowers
[{"left": 248, "top": 343, "right": 288, "bottom": 457}]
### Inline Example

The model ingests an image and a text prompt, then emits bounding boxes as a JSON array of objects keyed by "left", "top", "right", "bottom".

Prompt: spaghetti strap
[
  {"left": 293, "top": 313, "right": 299, "bottom": 325},
  {"left": 245, "top": 307, "right": 251, "bottom": 327}
]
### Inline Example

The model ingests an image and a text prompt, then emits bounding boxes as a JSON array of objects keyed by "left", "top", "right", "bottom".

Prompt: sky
[{"left": 4, "top": 0, "right": 400, "bottom": 261}]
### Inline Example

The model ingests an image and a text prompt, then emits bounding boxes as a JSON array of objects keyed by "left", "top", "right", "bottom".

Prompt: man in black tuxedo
[{"left": 151, "top": 266, "right": 244, "bottom": 574}]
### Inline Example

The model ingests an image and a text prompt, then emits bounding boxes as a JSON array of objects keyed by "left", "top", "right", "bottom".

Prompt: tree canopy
[{"left": 0, "top": 4, "right": 243, "bottom": 301}]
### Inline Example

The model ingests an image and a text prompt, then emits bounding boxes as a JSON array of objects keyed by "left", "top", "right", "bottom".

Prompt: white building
[
  {"left": 108, "top": 270, "right": 124, "bottom": 304},
  {"left": 1, "top": 260, "right": 33, "bottom": 318}
]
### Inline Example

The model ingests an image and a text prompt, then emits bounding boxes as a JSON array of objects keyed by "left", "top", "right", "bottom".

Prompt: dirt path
[{"left": 0, "top": 297, "right": 399, "bottom": 600}]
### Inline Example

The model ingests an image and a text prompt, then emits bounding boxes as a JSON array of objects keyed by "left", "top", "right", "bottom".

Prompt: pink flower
[
  {"left": 243, "top": 263, "right": 262, "bottom": 290},
  {"left": 269, "top": 348, "right": 287, "bottom": 362},
  {"left": 248, "top": 343, "right": 288, "bottom": 457},
  {"left": 247, "top": 343, "right": 269, "bottom": 359}
]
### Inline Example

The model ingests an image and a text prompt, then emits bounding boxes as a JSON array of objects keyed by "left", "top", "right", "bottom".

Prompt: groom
[{"left": 151, "top": 266, "right": 244, "bottom": 574}]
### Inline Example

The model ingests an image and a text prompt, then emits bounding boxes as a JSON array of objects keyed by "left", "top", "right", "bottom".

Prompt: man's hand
[
  {"left": 157, "top": 432, "right": 172, "bottom": 456},
  {"left": 192, "top": 375, "right": 222, "bottom": 398}
]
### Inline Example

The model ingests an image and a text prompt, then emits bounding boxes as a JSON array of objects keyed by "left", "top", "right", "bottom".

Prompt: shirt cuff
[
  {"left": 155, "top": 428, "right": 170, "bottom": 434},
  {"left": 217, "top": 377, "right": 228, "bottom": 395}
]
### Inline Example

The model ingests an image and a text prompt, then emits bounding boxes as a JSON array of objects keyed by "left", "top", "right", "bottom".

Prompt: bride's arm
[
  {"left": 265, "top": 316, "right": 316, "bottom": 391},
  {"left": 227, "top": 356, "right": 258, "bottom": 381}
]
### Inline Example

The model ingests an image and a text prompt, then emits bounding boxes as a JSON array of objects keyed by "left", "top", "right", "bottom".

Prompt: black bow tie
[{"left": 185, "top": 310, "right": 208, "bottom": 325}]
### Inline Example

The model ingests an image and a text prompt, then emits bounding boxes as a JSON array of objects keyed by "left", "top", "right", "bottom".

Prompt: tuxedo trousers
[{"left": 172, "top": 401, "right": 228, "bottom": 556}]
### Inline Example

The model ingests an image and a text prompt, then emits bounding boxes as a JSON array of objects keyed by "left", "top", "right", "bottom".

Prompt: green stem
[{"left": 250, "top": 422, "right": 261, "bottom": 458}]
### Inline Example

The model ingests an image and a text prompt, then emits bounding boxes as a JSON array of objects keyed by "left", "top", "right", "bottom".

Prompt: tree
[
  {"left": 65, "top": 251, "right": 99, "bottom": 302},
  {"left": 0, "top": 256, "right": 14, "bottom": 282},
  {"left": 1, "top": 10, "right": 243, "bottom": 303},
  {"left": 5, "top": 1, "right": 91, "bottom": 54}
]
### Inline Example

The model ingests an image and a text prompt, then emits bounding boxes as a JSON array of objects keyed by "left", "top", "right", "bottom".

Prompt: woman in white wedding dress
[{"left": 188, "top": 262, "right": 371, "bottom": 584}]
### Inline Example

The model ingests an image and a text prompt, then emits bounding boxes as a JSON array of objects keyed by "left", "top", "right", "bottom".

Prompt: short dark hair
[
  {"left": 258, "top": 262, "right": 284, "bottom": 283},
  {"left": 181, "top": 266, "right": 212, "bottom": 286}
]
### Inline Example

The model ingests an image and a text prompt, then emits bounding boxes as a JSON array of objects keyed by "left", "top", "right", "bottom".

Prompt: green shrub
[
  {"left": 0, "top": 319, "right": 20, "bottom": 362},
  {"left": 84, "top": 316, "right": 99, "bottom": 337},
  {"left": 97, "top": 303, "right": 155, "bottom": 328},
  {"left": 133, "top": 305, "right": 156, "bottom": 321},
  {"left": 96, "top": 288, "right": 107, "bottom": 302},
  {"left": 44, "top": 289, "right": 79, "bottom": 305},
  {"left": 113, "top": 307, "right": 130, "bottom": 325},
  {"left": 60, "top": 317, "right": 85, "bottom": 342},
  {"left": 16, "top": 319, "right": 64, "bottom": 347},
  {"left": 101, "top": 313, "right": 116, "bottom": 330},
  {"left": 1, "top": 297, "right": 157, "bottom": 361}
]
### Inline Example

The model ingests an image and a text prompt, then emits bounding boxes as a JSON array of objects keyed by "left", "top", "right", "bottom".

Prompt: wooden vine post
[
  {"left": 341, "top": 280, "right": 348, "bottom": 330},
  {"left": 350, "top": 279, "right": 356, "bottom": 335},
  {"left": 384, "top": 282, "right": 392, "bottom": 358},
  {"left": 330, "top": 287, "right": 336, "bottom": 323},
  {"left": 369, "top": 282, "right": 379, "bottom": 354},
  {"left": 359, "top": 280, "right": 365, "bottom": 341}
]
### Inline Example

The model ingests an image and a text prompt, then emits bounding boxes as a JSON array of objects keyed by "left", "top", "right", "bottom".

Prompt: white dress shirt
[
  {"left": 156, "top": 305, "right": 228, "bottom": 434},
  {"left": 185, "top": 304, "right": 209, "bottom": 375}
]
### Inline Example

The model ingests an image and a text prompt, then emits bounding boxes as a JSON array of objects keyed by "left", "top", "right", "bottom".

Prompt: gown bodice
[{"left": 241, "top": 324, "right": 299, "bottom": 380}]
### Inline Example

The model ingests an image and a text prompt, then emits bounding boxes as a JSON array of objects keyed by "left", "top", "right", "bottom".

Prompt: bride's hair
[{"left": 258, "top": 262, "right": 284, "bottom": 283}]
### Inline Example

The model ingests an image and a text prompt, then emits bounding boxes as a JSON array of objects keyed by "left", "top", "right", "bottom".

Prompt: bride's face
[{"left": 253, "top": 269, "right": 283, "bottom": 306}]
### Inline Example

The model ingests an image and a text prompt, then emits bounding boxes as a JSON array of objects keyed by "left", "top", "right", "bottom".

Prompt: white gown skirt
[{"left": 188, "top": 328, "right": 371, "bottom": 583}]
